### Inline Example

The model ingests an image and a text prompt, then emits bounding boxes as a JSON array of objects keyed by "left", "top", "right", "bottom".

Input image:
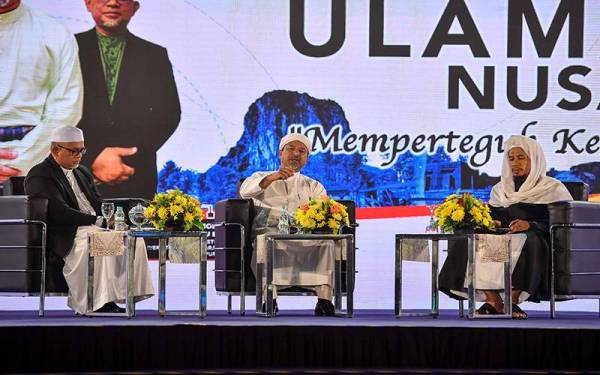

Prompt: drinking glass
[{"left": 101, "top": 202, "right": 115, "bottom": 230}]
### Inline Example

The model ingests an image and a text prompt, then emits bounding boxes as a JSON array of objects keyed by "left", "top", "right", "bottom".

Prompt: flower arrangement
[
  {"left": 432, "top": 192, "right": 494, "bottom": 233},
  {"left": 294, "top": 196, "right": 350, "bottom": 234},
  {"left": 144, "top": 189, "right": 204, "bottom": 231}
]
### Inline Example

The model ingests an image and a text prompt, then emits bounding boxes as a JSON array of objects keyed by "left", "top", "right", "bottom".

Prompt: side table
[
  {"left": 256, "top": 233, "right": 355, "bottom": 318},
  {"left": 127, "top": 230, "right": 207, "bottom": 318}
]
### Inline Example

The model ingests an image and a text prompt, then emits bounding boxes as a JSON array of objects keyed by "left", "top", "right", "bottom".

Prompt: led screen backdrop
[{"left": 24, "top": 0, "right": 600, "bottom": 213}]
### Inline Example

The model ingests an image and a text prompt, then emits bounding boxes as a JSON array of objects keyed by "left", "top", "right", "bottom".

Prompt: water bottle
[
  {"left": 277, "top": 206, "right": 290, "bottom": 234},
  {"left": 114, "top": 206, "right": 127, "bottom": 231}
]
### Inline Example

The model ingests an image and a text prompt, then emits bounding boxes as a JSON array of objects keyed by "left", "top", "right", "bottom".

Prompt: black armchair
[
  {"left": 0, "top": 177, "right": 66, "bottom": 316},
  {"left": 214, "top": 198, "right": 357, "bottom": 315},
  {"left": 548, "top": 181, "right": 600, "bottom": 318}
]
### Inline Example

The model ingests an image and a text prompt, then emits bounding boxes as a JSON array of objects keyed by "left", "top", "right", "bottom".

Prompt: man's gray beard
[{"left": 102, "top": 19, "right": 127, "bottom": 31}]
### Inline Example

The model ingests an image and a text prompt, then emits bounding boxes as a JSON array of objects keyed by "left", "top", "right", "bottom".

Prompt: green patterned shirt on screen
[{"left": 97, "top": 32, "right": 126, "bottom": 105}]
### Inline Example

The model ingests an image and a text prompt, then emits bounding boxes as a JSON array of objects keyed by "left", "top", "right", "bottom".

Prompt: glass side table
[
  {"left": 127, "top": 230, "right": 207, "bottom": 318},
  {"left": 395, "top": 233, "right": 513, "bottom": 320},
  {"left": 256, "top": 233, "right": 355, "bottom": 318}
]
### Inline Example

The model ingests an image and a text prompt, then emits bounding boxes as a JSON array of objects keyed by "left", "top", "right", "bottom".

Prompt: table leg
[
  {"left": 431, "top": 239, "right": 439, "bottom": 318},
  {"left": 504, "top": 236, "right": 512, "bottom": 317},
  {"left": 158, "top": 237, "right": 167, "bottom": 317},
  {"left": 86, "top": 234, "right": 94, "bottom": 315},
  {"left": 467, "top": 234, "right": 476, "bottom": 319},
  {"left": 394, "top": 237, "right": 402, "bottom": 318},
  {"left": 347, "top": 235, "right": 355, "bottom": 318},
  {"left": 266, "top": 238, "right": 274, "bottom": 317},
  {"left": 126, "top": 235, "right": 136, "bottom": 319},
  {"left": 39, "top": 224, "right": 47, "bottom": 317},
  {"left": 334, "top": 241, "right": 342, "bottom": 315},
  {"left": 199, "top": 233, "right": 207, "bottom": 318}
]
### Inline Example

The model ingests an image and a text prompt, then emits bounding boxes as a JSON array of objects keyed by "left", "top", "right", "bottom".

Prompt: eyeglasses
[
  {"left": 57, "top": 145, "right": 87, "bottom": 156},
  {"left": 99, "top": 0, "right": 134, "bottom": 4}
]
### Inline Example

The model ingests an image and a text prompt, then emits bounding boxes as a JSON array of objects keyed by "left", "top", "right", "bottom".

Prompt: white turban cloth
[
  {"left": 488, "top": 135, "right": 572, "bottom": 207},
  {"left": 279, "top": 133, "right": 311, "bottom": 154},
  {"left": 50, "top": 126, "right": 84, "bottom": 142}
]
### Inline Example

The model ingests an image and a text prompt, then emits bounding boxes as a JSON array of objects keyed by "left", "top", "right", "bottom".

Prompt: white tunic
[
  {"left": 239, "top": 172, "right": 327, "bottom": 237},
  {"left": 60, "top": 167, "right": 153, "bottom": 314},
  {"left": 0, "top": 4, "right": 83, "bottom": 174},
  {"left": 240, "top": 171, "right": 333, "bottom": 299}
]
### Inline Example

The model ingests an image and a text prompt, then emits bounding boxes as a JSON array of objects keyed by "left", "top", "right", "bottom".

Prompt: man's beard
[{"left": 101, "top": 19, "right": 127, "bottom": 31}]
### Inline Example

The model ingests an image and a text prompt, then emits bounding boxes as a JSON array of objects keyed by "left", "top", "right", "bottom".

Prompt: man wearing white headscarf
[
  {"left": 25, "top": 126, "right": 153, "bottom": 315},
  {"left": 440, "top": 135, "right": 572, "bottom": 318},
  {"left": 240, "top": 133, "right": 336, "bottom": 316}
]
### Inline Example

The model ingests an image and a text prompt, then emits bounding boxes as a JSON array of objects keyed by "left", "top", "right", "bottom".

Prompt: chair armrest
[
  {"left": 0, "top": 196, "right": 48, "bottom": 222},
  {"left": 549, "top": 201, "right": 600, "bottom": 226}
]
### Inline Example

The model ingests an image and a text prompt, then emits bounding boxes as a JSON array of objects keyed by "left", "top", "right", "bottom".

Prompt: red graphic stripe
[{"left": 356, "top": 206, "right": 431, "bottom": 220}]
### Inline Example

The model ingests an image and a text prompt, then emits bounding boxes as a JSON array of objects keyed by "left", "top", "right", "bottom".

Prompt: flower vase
[
  {"left": 312, "top": 228, "right": 333, "bottom": 234},
  {"left": 165, "top": 219, "right": 185, "bottom": 232}
]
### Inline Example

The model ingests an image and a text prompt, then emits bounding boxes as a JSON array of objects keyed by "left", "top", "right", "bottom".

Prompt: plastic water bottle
[
  {"left": 277, "top": 206, "right": 290, "bottom": 234},
  {"left": 114, "top": 206, "right": 127, "bottom": 231}
]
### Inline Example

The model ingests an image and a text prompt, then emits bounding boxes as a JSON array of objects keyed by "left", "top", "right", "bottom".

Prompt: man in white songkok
[
  {"left": 239, "top": 133, "right": 337, "bottom": 316},
  {"left": 0, "top": 0, "right": 83, "bottom": 183},
  {"left": 25, "top": 126, "right": 153, "bottom": 314}
]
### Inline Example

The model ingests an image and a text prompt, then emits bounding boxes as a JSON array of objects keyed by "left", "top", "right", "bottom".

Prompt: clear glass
[
  {"left": 100, "top": 202, "right": 115, "bottom": 230},
  {"left": 128, "top": 203, "right": 148, "bottom": 230}
]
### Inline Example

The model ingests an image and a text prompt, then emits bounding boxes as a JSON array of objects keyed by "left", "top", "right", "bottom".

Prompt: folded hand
[{"left": 92, "top": 147, "right": 137, "bottom": 184}]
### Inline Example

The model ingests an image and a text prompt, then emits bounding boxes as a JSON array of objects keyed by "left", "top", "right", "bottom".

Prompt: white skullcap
[
  {"left": 50, "top": 126, "right": 84, "bottom": 142},
  {"left": 279, "top": 133, "right": 311, "bottom": 153}
]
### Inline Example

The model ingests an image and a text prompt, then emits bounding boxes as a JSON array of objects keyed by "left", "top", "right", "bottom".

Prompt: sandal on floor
[
  {"left": 476, "top": 302, "right": 500, "bottom": 315},
  {"left": 512, "top": 304, "right": 528, "bottom": 319}
]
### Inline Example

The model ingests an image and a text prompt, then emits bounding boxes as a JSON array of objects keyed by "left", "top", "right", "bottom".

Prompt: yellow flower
[
  {"left": 144, "top": 206, "right": 156, "bottom": 218},
  {"left": 184, "top": 213, "right": 194, "bottom": 222},
  {"left": 328, "top": 218, "right": 340, "bottom": 230},
  {"left": 451, "top": 208, "right": 465, "bottom": 222},
  {"left": 169, "top": 205, "right": 183, "bottom": 217},
  {"left": 157, "top": 207, "right": 168, "bottom": 220}
]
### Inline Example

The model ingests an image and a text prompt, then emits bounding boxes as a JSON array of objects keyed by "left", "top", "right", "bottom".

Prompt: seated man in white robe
[
  {"left": 25, "top": 126, "right": 154, "bottom": 314},
  {"left": 239, "top": 133, "right": 336, "bottom": 316}
]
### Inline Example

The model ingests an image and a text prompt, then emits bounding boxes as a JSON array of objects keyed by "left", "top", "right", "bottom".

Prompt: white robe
[
  {"left": 0, "top": 4, "right": 83, "bottom": 174},
  {"left": 63, "top": 226, "right": 154, "bottom": 314},
  {"left": 240, "top": 171, "right": 332, "bottom": 299},
  {"left": 59, "top": 166, "right": 153, "bottom": 314}
]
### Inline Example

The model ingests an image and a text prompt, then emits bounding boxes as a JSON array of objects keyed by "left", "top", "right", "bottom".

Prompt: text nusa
[{"left": 290, "top": 0, "right": 597, "bottom": 110}]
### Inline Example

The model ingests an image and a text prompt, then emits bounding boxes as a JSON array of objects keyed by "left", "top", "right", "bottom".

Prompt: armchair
[
  {"left": 549, "top": 181, "right": 600, "bottom": 318},
  {"left": 0, "top": 177, "right": 66, "bottom": 316},
  {"left": 214, "top": 198, "right": 357, "bottom": 315}
]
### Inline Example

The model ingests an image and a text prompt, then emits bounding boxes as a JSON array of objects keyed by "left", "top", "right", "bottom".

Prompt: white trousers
[{"left": 63, "top": 226, "right": 154, "bottom": 314}]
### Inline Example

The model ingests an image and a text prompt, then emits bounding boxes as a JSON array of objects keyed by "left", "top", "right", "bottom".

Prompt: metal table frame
[
  {"left": 550, "top": 223, "right": 600, "bottom": 319},
  {"left": 132, "top": 230, "right": 207, "bottom": 318},
  {"left": 0, "top": 219, "right": 49, "bottom": 317},
  {"left": 256, "top": 233, "right": 355, "bottom": 318},
  {"left": 395, "top": 233, "right": 512, "bottom": 319}
]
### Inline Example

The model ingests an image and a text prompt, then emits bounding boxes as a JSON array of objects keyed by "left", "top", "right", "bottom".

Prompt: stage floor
[
  {"left": 1, "top": 310, "right": 599, "bottom": 372},
  {"left": 1, "top": 309, "right": 599, "bottom": 329}
]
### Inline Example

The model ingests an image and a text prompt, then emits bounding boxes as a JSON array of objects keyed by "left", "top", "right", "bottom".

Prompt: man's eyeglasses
[
  {"left": 99, "top": 0, "right": 133, "bottom": 4},
  {"left": 57, "top": 145, "right": 87, "bottom": 156}
]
